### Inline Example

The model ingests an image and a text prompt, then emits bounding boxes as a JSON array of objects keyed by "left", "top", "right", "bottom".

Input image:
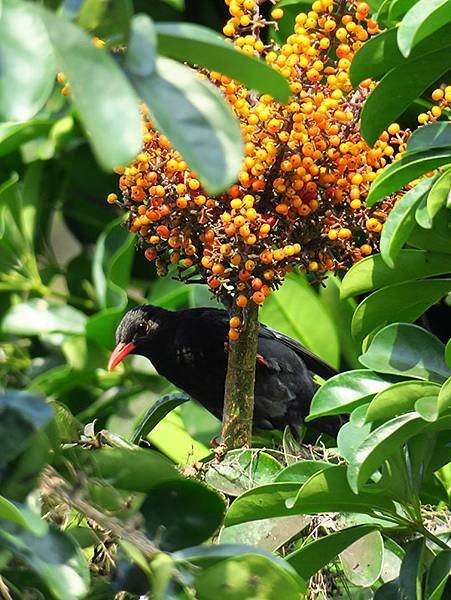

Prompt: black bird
[{"left": 108, "top": 305, "right": 343, "bottom": 437}]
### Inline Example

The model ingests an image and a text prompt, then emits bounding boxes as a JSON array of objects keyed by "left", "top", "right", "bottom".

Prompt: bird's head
[{"left": 108, "top": 305, "right": 165, "bottom": 371}]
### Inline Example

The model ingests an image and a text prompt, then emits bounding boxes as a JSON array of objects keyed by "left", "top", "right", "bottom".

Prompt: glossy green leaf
[
  {"left": 219, "top": 515, "right": 308, "bottom": 552},
  {"left": 340, "top": 530, "right": 384, "bottom": 587},
  {"left": 39, "top": 7, "right": 142, "bottom": 170},
  {"left": 397, "top": 0, "right": 451, "bottom": 57},
  {"left": 225, "top": 466, "right": 397, "bottom": 527},
  {"left": 92, "top": 219, "right": 135, "bottom": 310},
  {"left": 131, "top": 392, "right": 190, "bottom": 443},
  {"left": 350, "top": 28, "right": 400, "bottom": 86},
  {"left": 67, "top": 446, "right": 180, "bottom": 493},
  {"left": 77, "top": 0, "right": 132, "bottom": 45},
  {"left": 126, "top": 15, "right": 243, "bottom": 195},
  {"left": 351, "top": 279, "right": 451, "bottom": 342},
  {"left": 380, "top": 177, "right": 435, "bottom": 267},
  {"left": 0, "top": 120, "right": 53, "bottom": 157},
  {"left": 348, "top": 412, "right": 428, "bottom": 492},
  {"left": 446, "top": 340, "right": 451, "bottom": 369},
  {"left": 0, "top": 495, "right": 47, "bottom": 536},
  {"left": 194, "top": 553, "right": 306, "bottom": 599},
  {"left": 337, "top": 404, "right": 372, "bottom": 463},
  {"left": 415, "top": 396, "right": 440, "bottom": 422},
  {"left": 425, "top": 549, "right": 451, "bottom": 600},
  {"left": 286, "top": 524, "right": 377, "bottom": 580},
  {"left": 427, "top": 168, "right": 451, "bottom": 220},
  {"left": 275, "top": 460, "right": 334, "bottom": 483},
  {"left": 341, "top": 249, "right": 451, "bottom": 299},
  {"left": 399, "top": 538, "right": 428, "bottom": 600},
  {"left": 1, "top": 299, "right": 86, "bottom": 335},
  {"left": 366, "top": 149, "right": 451, "bottom": 206},
  {"left": 361, "top": 46, "right": 451, "bottom": 146},
  {"left": 415, "top": 193, "right": 434, "bottom": 229},
  {"left": 141, "top": 478, "right": 225, "bottom": 551},
  {"left": 359, "top": 323, "right": 451, "bottom": 383},
  {"left": 409, "top": 208, "right": 451, "bottom": 254},
  {"left": 389, "top": 0, "right": 419, "bottom": 20},
  {"left": 0, "top": 390, "right": 54, "bottom": 470},
  {"left": 319, "top": 276, "right": 361, "bottom": 369},
  {"left": 155, "top": 22, "right": 290, "bottom": 102},
  {"left": 366, "top": 381, "right": 441, "bottom": 423},
  {"left": 437, "top": 377, "right": 451, "bottom": 415},
  {"left": 0, "top": 521, "right": 89, "bottom": 600},
  {"left": 307, "top": 370, "right": 394, "bottom": 420},
  {"left": 0, "top": 0, "right": 56, "bottom": 121},
  {"left": 408, "top": 122, "right": 451, "bottom": 154},
  {"left": 260, "top": 272, "right": 340, "bottom": 367},
  {"left": 205, "top": 449, "right": 281, "bottom": 496}
]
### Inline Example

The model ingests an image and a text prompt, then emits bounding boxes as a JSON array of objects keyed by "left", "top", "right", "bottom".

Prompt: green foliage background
[{"left": 0, "top": 1, "right": 450, "bottom": 599}]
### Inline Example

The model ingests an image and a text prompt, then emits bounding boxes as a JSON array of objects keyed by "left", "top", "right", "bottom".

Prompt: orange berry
[
  {"left": 236, "top": 294, "right": 248, "bottom": 308},
  {"left": 230, "top": 316, "right": 241, "bottom": 329},
  {"left": 229, "top": 328, "right": 240, "bottom": 341},
  {"left": 252, "top": 291, "right": 265, "bottom": 305},
  {"left": 107, "top": 193, "right": 118, "bottom": 204}
]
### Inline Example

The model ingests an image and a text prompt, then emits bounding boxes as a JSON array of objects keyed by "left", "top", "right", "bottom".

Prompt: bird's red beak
[{"left": 108, "top": 342, "right": 136, "bottom": 372}]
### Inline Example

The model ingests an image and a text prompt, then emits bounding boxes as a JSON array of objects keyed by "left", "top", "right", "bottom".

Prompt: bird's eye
[{"left": 136, "top": 322, "right": 147, "bottom": 335}]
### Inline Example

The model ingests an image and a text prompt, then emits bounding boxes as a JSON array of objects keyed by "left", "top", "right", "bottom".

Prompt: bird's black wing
[{"left": 258, "top": 324, "right": 338, "bottom": 380}]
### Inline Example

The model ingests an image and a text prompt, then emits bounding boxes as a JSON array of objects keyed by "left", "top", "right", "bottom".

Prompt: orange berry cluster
[
  {"left": 417, "top": 86, "right": 451, "bottom": 125},
  {"left": 110, "top": 1, "right": 408, "bottom": 316}
]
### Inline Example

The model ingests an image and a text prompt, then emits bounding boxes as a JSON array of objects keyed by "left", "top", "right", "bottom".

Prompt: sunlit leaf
[
  {"left": 366, "top": 381, "right": 441, "bottom": 423},
  {"left": 427, "top": 168, "right": 451, "bottom": 220},
  {"left": 131, "top": 392, "right": 190, "bottom": 443},
  {"left": 340, "top": 530, "right": 384, "bottom": 587},
  {"left": 359, "top": 323, "right": 451, "bottom": 383},
  {"left": 397, "top": 0, "right": 451, "bottom": 57},
  {"left": 1, "top": 299, "right": 87, "bottom": 335}
]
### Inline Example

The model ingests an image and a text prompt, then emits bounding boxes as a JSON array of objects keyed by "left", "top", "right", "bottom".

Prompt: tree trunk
[{"left": 221, "top": 301, "right": 260, "bottom": 450}]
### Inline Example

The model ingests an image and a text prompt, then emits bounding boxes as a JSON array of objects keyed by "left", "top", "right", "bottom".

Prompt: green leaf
[
  {"left": 407, "top": 122, "right": 451, "bottom": 154},
  {"left": 399, "top": 539, "right": 428, "bottom": 600},
  {"left": 0, "top": 495, "right": 47, "bottom": 536},
  {"left": 307, "top": 370, "right": 394, "bottom": 420},
  {"left": 219, "top": 515, "right": 308, "bottom": 552},
  {"left": 389, "top": 0, "right": 419, "bottom": 20},
  {"left": 286, "top": 525, "right": 377, "bottom": 580},
  {"left": 205, "top": 449, "right": 282, "bottom": 496},
  {"left": 397, "top": 0, "right": 451, "bottom": 57},
  {"left": 275, "top": 460, "right": 334, "bottom": 483},
  {"left": 0, "top": 521, "right": 89, "bottom": 600},
  {"left": 437, "top": 377, "right": 451, "bottom": 415},
  {"left": 225, "top": 466, "right": 397, "bottom": 527},
  {"left": 348, "top": 412, "right": 428, "bottom": 492},
  {"left": 77, "top": 0, "right": 133, "bottom": 45},
  {"left": 350, "top": 27, "right": 400, "bottom": 86},
  {"left": 0, "top": 120, "right": 53, "bottom": 157},
  {"left": 427, "top": 168, "right": 451, "bottom": 219},
  {"left": 366, "top": 381, "right": 441, "bottom": 424},
  {"left": 0, "top": 0, "right": 56, "bottom": 121},
  {"left": 340, "top": 530, "right": 384, "bottom": 587},
  {"left": 38, "top": 6, "right": 142, "bottom": 170},
  {"left": 366, "top": 150, "right": 451, "bottom": 207},
  {"left": 446, "top": 340, "right": 451, "bottom": 369},
  {"left": 131, "top": 392, "right": 190, "bottom": 443},
  {"left": 341, "top": 249, "right": 451, "bottom": 299},
  {"left": 351, "top": 279, "right": 451, "bottom": 342},
  {"left": 415, "top": 396, "right": 440, "bottom": 422},
  {"left": 425, "top": 549, "right": 451, "bottom": 600},
  {"left": 193, "top": 553, "right": 306, "bottom": 599},
  {"left": 337, "top": 404, "right": 373, "bottom": 463},
  {"left": 260, "top": 272, "right": 340, "bottom": 367},
  {"left": 361, "top": 46, "right": 451, "bottom": 145},
  {"left": 1, "top": 299, "right": 87, "bottom": 335},
  {"left": 415, "top": 193, "right": 434, "bottom": 229},
  {"left": 319, "top": 276, "right": 361, "bottom": 369},
  {"left": 380, "top": 177, "right": 436, "bottom": 267},
  {"left": 0, "top": 389, "right": 53, "bottom": 470},
  {"left": 359, "top": 323, "right": 451, "bottom": 383},
  {"left": 126, "top": 15, "right": 243, "bottom": 195},
  {"left": 155, "top": 22, "right": 290, "bottom": 102},
  {"left": 409, "top": 208, "right": 451, "bottom": 254},
  {"left": 141, "top": 478, "right": 225, "bottom": 551},
  {"left": 67, "top": 446, "right": 180, "bottom": 493},
  {"left": 92, "top": 219, "right": 134, "bottom": 310}
]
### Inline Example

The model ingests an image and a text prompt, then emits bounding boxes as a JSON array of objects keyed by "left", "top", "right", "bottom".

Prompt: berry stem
[{"left": 222, "top": 300, "right": 260, "bottom": 450}]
